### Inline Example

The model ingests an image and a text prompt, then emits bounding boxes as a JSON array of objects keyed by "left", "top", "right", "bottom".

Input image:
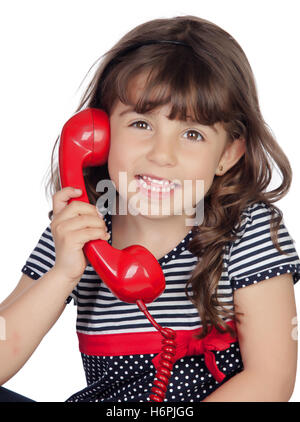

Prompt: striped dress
[{"left": 21, "top": 201, "right": 300, "bottom": 402}]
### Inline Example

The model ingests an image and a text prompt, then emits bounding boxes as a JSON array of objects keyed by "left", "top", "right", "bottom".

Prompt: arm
[
  {"left": 202, "top": 273, "right": 298, "bottom": 402},
  {"left": 0, "top": 268, "right": 79, "bottom": 385},
  {"left": 0, "top": 187, "right": 109, "bottom": 386}
]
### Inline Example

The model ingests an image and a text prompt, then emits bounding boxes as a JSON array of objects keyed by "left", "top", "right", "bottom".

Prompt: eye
[
  {"left": 129, "top": 120, "right": 204, "bottom": 142},
  {"left": 183, "top": 129, "right": 204, "bottom": 143},
  {"left": 130, "top": 120, "right": 151, "bottom": 130}
]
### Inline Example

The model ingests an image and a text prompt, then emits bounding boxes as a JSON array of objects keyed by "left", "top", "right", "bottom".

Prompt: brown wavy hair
[{"left": 45, "top": 15, "right": 292, "bottom": 339}]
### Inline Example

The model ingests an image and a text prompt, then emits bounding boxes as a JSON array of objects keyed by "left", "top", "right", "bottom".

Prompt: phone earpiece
[
  {"left": 59, "top": 108, "right": 110, "bottom": 204},
  {"left": 60, "top": 108, "right": 110, "bottom": 166}
]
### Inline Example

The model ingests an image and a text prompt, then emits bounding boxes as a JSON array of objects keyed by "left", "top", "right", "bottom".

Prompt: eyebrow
[{"left": 118, "top": 107, "right": 218, "bottom": 134}]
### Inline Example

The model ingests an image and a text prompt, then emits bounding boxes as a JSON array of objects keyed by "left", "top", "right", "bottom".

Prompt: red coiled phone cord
[{"left": 136, "top": 299, "right": 177, "bottom": 402}]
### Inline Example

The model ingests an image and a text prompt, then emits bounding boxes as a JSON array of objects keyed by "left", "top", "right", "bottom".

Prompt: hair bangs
[{"left": 113, "top": 54, "right": 231, "bottom": 127}]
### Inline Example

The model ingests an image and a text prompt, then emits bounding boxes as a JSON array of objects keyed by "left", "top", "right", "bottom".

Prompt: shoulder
[
  {"left": 231, "top": 200, "right": 281, "bottom": 243},
  {"left": 227, "top": 200, "right": 300, "bottom": 290},
  {"left": 229, "top": 200, "right": 290, "bottom": 254}
]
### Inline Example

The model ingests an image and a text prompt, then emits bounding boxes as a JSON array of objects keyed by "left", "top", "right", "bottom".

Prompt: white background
[{"left": 0, "top": 0, "right": 299, "bottom": 402}]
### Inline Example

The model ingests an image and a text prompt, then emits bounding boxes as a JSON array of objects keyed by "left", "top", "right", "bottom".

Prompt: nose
[{"left": 146, "top": 131, "right": 176, "bottom": 166}]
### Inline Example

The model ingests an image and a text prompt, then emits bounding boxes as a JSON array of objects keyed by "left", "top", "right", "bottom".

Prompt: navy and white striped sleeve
[
  {"left": 228, "top": 202, "right": 300, "bottom": 290},
  {"left": 21, "top": 225, "right": 55, "bottom": 279},
  {"left": 21, "top": 225, "right": 78, "bottom": 305}
]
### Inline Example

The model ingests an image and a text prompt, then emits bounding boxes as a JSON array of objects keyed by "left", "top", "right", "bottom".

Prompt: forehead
[
  {"left": 127, "top": 71, "right": 145, "bottom": 87},
  {"left": 127, "top": 72, "right": 153, "bottom": 97},
  {"left": 128, "top": 71, "right": 182, "bottom": 111}
]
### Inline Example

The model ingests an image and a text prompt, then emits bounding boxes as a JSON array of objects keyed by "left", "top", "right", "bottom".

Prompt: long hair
[{"left": 45, "top": 15, "right": 292, "bottom": 339}]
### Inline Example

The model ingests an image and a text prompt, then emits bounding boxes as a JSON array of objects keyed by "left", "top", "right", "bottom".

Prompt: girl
[{"left": 1, "top": 15, "right": 299, "bottom": 402}]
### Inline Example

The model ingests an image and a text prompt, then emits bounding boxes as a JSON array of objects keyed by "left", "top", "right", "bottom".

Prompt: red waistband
[{"left": 77, "top": 320, "right": 237, "bottom": 383}]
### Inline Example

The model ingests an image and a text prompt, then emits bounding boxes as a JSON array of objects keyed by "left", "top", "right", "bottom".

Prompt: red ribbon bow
[{"left": 152, "top": 320, "right": 237, "bottom": 383}]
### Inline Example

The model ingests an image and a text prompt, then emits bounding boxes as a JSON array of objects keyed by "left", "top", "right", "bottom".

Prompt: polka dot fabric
[
  {"left": 231, "top": 264, "right": 300, "bottom": 290},
  {"left": 66, "top": 342, "right": 244, "bottom": 402}
]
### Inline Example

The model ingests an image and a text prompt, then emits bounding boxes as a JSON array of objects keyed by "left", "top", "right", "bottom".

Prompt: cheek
[
  {"left": 107, "top": 147, "right": 120, "bottom": 183},
  {"left": 186, "top": 161, "right": 216, "bottom": 184},
  {"left": 107, "top": 136, "right": 133, "bottom": 185},
  {"left": 184, "top": 161, "right": 217, "bottom": 198}
]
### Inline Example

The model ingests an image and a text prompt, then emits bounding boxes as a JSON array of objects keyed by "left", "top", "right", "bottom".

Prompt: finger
[
  {"left": 56, "top": 215, "right": 108, "bottom": 234},
  {"left": 52, "top": 187, "right": 82, "bottom": 216},
  {"left": 52, "top": 200, "right": 106, "bottom": 229},
  {"left": 73, "top": 227, "right": 111, "bottom": 245}
]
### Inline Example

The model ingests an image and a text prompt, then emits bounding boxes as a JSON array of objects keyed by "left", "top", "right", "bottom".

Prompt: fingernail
[{"left": 74, "top": 188, "right": 82, "bottom": 194}]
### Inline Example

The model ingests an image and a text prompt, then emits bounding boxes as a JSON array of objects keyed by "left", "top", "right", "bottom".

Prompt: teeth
[
  {"left": 142, "top": 175, "right": 168, "bottom": 185},
  {"left": 138, "top": 175, "right": 176, "bottom": 192},
  {"left": 142, "top": 175, "right": 172, "bottom": 185}
]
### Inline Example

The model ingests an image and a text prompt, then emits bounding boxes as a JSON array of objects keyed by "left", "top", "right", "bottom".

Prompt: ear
[{"left": 215, "top": 137, "right": 246, "bottom": 176}]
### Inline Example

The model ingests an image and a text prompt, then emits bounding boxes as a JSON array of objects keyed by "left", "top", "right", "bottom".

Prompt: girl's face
[{"left": 107, "top": 73, "right": 245, "bottom": 222}]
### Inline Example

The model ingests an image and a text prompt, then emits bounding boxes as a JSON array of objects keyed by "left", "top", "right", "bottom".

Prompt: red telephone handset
[
  {"left": 58, "top": 108, "right": 165, "bottom": 304},
  {"left": 58, "top": 108, "right": 176, "bottom": 402}
]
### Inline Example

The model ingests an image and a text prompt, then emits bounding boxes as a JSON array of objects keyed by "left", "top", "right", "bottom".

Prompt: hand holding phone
[{"left": 50, "top": 187, "right": 110, "bottom": 283}]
